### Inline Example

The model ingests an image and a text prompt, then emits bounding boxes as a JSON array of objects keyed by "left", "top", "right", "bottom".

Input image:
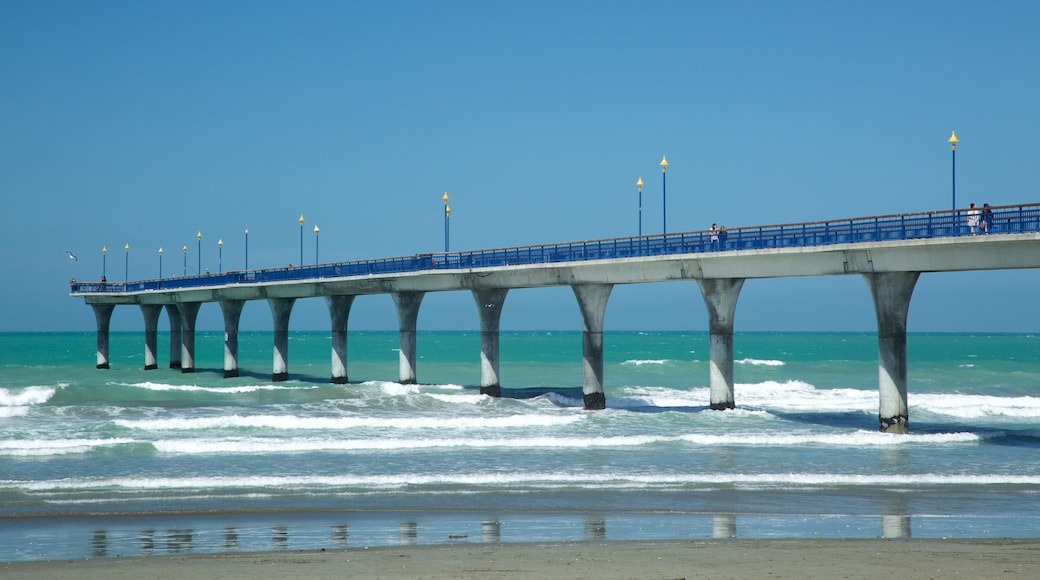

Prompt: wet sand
[{"left": 4, "top": 539, "right": 1040, "bottom": 579}]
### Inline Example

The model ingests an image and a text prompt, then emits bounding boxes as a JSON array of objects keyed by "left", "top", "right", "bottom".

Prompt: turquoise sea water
[{"left": 2, "top": 330, "right": 1040, "bottom": 562}]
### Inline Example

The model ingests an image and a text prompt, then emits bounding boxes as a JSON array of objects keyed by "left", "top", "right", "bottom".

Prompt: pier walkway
[{"left": 71, "top": 203, "right": 1040, "bottom": 432}]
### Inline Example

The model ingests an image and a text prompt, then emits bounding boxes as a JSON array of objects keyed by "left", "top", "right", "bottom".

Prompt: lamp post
[
  {"left": 442, "top": 192, "right": 450, "bottom": 252},
  {"left": 196, "top": 231, "right": 202, "bottom": 274},
  {"left": 313, "top": 225, "right": 319, "bottom": 264},
  {"left": 948, "top": 131, "right": 959, "bottom": 211},
  {"left": 244, "top": 229, "right": 249, "bottom": 270},
  {"left": 298, "top": 215, "right": 304, "bottom": 266},
  {"left": 218, "top": 239, "right": 223, "bottom": 274},
  {"left": 124, "top": 244, "right": 129, "bottom": 286},
  {"left": 182, "top": 245, "right": 187, "bottom": 276},
  {"left": 636, "top": 176, "right": 644, "bottom": 236},
  {"left": 660, "top": 155, "right": 669, "bottom": 234},
  {"left": 158, "top": 247, "right": 163, "bottom": 280},
  {"left": 102, "top": 246, "right": 107, "bottom": 280}
]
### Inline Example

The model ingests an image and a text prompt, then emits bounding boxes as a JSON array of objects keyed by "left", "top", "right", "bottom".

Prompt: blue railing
[{"left": 70, "top": 203, "right": 1040, "bottom": 294}]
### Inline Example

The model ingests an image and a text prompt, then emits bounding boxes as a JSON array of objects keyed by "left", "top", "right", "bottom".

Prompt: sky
[{"left": 2, "top": 0, "right": 1039, "bottom": 334}]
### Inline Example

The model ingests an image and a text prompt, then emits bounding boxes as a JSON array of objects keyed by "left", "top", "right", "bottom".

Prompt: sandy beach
[{"left": 4, "top": 539, "right": 1040, "bottom": 579}]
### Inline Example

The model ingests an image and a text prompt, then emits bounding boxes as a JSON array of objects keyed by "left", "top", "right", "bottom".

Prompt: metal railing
[{"left": 70, "top": 203, "right": 1040, "bottom": 294}]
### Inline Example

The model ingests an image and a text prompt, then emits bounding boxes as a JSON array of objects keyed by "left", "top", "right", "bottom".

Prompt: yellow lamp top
[
  {"left": 158, "top": 247, "right": 163, "bottom": 254},
  {"left": 442, "top": 192, "right": 449, "bottom": 204},
  {"left": 660, "top": 155, "right": 668, "bottom": 171},
  {"left": 124, "top": 244, "right": 129, "bottom": 252},
  {"left": 948, "top": 131, "right": 958, "bottom": 150},
  {"left": 299, "top": 215, "right": 304, "bottom": 225},
  {"left": 313, "top": 225, "right": 319, "bottom": 234},
  {"left": 636, "top": 176, "right": 643, "bottom": 189}
]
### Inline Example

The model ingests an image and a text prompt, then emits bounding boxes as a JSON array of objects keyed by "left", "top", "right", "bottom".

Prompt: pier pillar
[
  {"left": 140, "top": 304, "right": 163, "bottom": 370},
  {"left": 472, "top": 288, "right": 508, "bottom": 396},
  {"left": 91, "top": 304, "right": 115, "bottom": 369},
  {"left": 697, "top": 278, "right": 745, "bottom": 410},
  {"left": 572, "top": 284, "right": 613, "bottom": 410},
  {"left": 392, "top": 292, "right": 425, "bottom": 384},
  {"left": 267, "top": 298, "right": 296, "bottom": 382},
  {"left": 863, "top": 272, "right": 920, "bottom": 433},
  {"left": 219, "top": 300, "right": 245, "bottom": 378},
  {"left": 178, "top": 302, "right": 202, "bottom": 373},
  {"left": 325, "top": 295, "right": 356, "bottom": 384},
  {"left": 165, "top": 305, "right": 182, "bottom": 368}
]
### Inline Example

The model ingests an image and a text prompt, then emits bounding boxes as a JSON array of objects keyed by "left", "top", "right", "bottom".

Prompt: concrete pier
[
  {"left": 863, "top": 272, "right": 920, "bottom": 433},
  {"left": 572, "top": 284, "right": 613, "bottom": 410},
  {"left": 325, "top": 295, "right": 356, "bottom": 384},
  {"left": 91, "top": 304, "right": 114, "bottom": 369},
  {"left": 178, "top": 302, "right": 201, "bottom": 373},
  {"left": 140, "top": 304, "right": 162, "bottom": 370},
  {"left": 165, "top": 305, "right": 181, "bottom": 368},
  {"left": 219, "top": 300, "right": 245, "bottom": 378},
  {"left": 472, "top": 288, "right": 508, "bottom": 397},
  {"left": 267, "top": 298, "right": 295, "bottom": 381},
  {"left": 697, "top": 278, "right": 745, "bottom": 410},
  {"left": 392, "top": 292, "right": 425, "bottom": 384}
]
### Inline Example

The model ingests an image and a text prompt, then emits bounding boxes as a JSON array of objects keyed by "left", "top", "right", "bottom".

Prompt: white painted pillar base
[
  {"left": 392, "top": 292, "right": 425, "bottom": 385},
  {"left": 572, "top": 284, "right": 613, "bottom": 410},
  {"left": 165, "top": 305, "right": 182, "bottom": 369},
  {"left": 267, "top": 298, "right": 295, "bottom": 381},
  {"left": 473, "top": 288, "right": 508, "bottom": 396},
  {"left": 219, "top": 300, "right": 245, "bottom": 378},
  {"left": 178, "top": 302, "right": 202, "bottom": 374},
  {"left": 863, "top": 272, "right": 920, "bottom": 433},
  {"left": 697, "top": 278, "right": 745, "bottom": 410},
  {"left": 91, "top": 304, "right": 115, "bottom": 369},
  {"left": 325, "top": 295, "right": 356, "bottom": 384},
  {"left": 140, "top": 304, "right": 162, "bottom": 370}
]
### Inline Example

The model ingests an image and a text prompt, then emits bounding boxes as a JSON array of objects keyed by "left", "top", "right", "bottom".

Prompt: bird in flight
[{"left": 66, "top": 250, "right": 78, "bottom": 261}]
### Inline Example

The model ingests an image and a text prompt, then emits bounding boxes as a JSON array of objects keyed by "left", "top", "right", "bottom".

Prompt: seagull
[{"left": 66, "top": 250, "right": 78, "bottom": 261}]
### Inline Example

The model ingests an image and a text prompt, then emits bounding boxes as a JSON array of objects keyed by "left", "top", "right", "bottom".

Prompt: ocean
[{"left": 2, "top": 330, "right": 1040, "bottom": 562}]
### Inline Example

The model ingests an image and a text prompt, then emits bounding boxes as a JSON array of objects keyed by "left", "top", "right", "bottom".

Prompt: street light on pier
[
  {"left": 102, "top": 246, "right": 107, "bottom": 280},
  {"left": 245, "top": 229, "right": 249, "bottom": 270},
  {"left": 218, "top": 239, "right": 223, "bottom": 274},
  {"left": 182, "top": 245, "right": 187, "bottom": 276},
  {"left": 298, "top": 215, "right": 304, "bottom": 267},
  {"left": 636, "top": 176, "right": 644, "bottom": 236},
  {"left": 313, "top": 225, "right": 320, "bottom": 264},
  {"left": 660, "top": 155, "right": 669, "bottom": 234},
  {"left": 442, "top": 192, "right": 450, "bottom": 252},
  {"left": 124, "top": 244, "right": 129, "bottom": 286},
  {"left": 196, "top": 231, "right": 202, "bottom": 274},
  {"left": 948, "top": 131, "right": 959, "bottom": 211},
  {"left": 158, "top": 248, "right": 163, "bottom": 280}
]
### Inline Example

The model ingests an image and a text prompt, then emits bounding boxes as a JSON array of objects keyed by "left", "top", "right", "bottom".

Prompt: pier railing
[{"left": 70, "top": 203, "right": 1040, "bottom": 294}]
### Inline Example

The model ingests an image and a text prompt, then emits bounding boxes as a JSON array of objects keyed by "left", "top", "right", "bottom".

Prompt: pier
[{"left": 71, "top": 204, "right": 1040, "bottom": 433}]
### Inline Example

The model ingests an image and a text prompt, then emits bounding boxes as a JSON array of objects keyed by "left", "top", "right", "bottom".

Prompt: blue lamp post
[
  {"left": 313, "top": 225, "right": 319, "bottom": 264},
  {"left": 158, "top": 247, "right": 163, "bottom": 280},
  {"left": 948, "top": 131, "right": 958, "bottom": 211},
  {"left": 182, "top": 245, "right": 187, "bottom": 276},
  {"left": 298, "top": 215, "right": 304, "bottom": 266},
  {"left": 636, "top": 176, "right": 643, "bottom": 236},
  {"left": 102, "top": 246, "right": 107, "bottom": 280},
  {"left": 123, "top": 244, "right": 129, "bottom": 287},
  {"left": 660, "top": 155, "right": 669, "bottom": 234},
  {"left": 245, "top": 229, "right": 249, "bottom": 270},
  {"left": 442, "top": 192, "right": 450, "bottom": 252},
  {"left": 196, "top": 231, "right": 202, "bottom": 274},
  {"left": 218, "top": 239, "right": 223, "bottom": 274}
]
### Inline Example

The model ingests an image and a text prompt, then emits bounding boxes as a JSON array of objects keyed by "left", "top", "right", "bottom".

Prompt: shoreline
[{"left": 5, "top": 539, "right": 1040, "bottom": 579}]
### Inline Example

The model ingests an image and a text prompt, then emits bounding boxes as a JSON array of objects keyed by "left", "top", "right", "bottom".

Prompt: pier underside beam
[
  {"left": 697, "top": 278, "right": 746, "bottom": 410},
  {"left": 219, "top": 300, "right": 245, "bottom": 378},
  {"left": 177, "top": 302, "right": 202, "bottom": 373},
  {"left": 325, "top": 295, "right": 356, "bottom": 384},
  {"left": 572, "top": 283, "right": 613, "bottom": 410},
  {"left": 140, "top": 304, "right": 162, "bottom": 370},
  {"left": 165, "top": 305, "right": 181, "bottom": 368},
  {"left": 267, "top": 298, "right": 296, "bottom": 382},
  {"left": 91, "top": 304, "right": 115, "bottom": 370},
  {"left": 863, "top": 271, "right": 920, "bottom": 434},
  {"left": 392, "top": 292, "right": 425, "bottom": 385},
  {"left": 472, "top": 288, "right": 509, "bottom": 397}
]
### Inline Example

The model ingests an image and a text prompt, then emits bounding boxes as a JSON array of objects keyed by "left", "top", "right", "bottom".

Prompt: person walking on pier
[
  {"left": 981, "top": 203, "right": 994, "bottom": 234},
  {"left": 966, "top": 203, "right": 981, "bottom": 235},
  {"left": 719, "top": 225, "right": 728, "bottom": 249},
  {"left": 709, "top": 224, "right": 720, "bottom": 250}
]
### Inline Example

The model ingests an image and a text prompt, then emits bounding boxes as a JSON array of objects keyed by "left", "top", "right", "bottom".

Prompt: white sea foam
[
  {"left": 0, "top": 438, "right": 139, "bottom": 456},
  {"left": 911, "top": 393, "right": 1040, "bottom": 419},
  {"left": 0, "top": 386, "right": 56, "bottom": 406},
  {"left": 736, "top": 358, "right": 785, "bottom": 366},
  {"left": 113, "top": 413, "right": 583, "bottom": 431},
  {"left": 127, "top": 381, "right": 313, "bottom": 394},
  {"left": 621, "top": 359, "right": 670, "bottom": 366},
  {"left": 11, "top": 471, "right": 1040, "bottom": 493}
]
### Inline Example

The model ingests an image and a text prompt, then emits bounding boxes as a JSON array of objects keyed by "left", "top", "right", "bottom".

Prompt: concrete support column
[
  {"left": 572, "top": 284, "right": 613, "bottom": 410},
  {"left": 219, "top": 300, "right": 245, "bottom": 378},
  {"left": 91, "top": 304, "right": 115, "bottom": 369},
  {"left": 863, "top": 272, "right": 920, "bottom": 433},
  {"left": 391, "top": 292, "right": 425, "bottom": 385},
  {"left": 165, "top": 305, "right": 182, "bottom": 368},
  {"left": 140, "top": 304, "right": 163, "bottom": 370},
  {"left": 267, "top": 298, "right": 296, "bottom": 382},
  {"left": 325, "top": 295, "right": 356, "bottom": 384},
  {"left": 472, "top": 288, "right": 508, "bottom": 396},
  {"left": 178, "top": 302, "right": 202, "bottom": 373},
  {"left": 696, "top": 278, "right": 745, "bottom": 410}
]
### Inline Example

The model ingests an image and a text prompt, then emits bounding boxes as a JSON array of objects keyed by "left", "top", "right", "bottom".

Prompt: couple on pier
[
  {"left": 966, "top": 203, "right": 993, "bottom": 235},
  {"left": 709, "top": 223, "right": 728, "bottom": 250}
]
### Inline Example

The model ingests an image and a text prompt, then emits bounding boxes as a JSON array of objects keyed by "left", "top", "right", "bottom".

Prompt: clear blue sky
[{"left": 2, "top": 0, "right": 1038, "bottom": 333}]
